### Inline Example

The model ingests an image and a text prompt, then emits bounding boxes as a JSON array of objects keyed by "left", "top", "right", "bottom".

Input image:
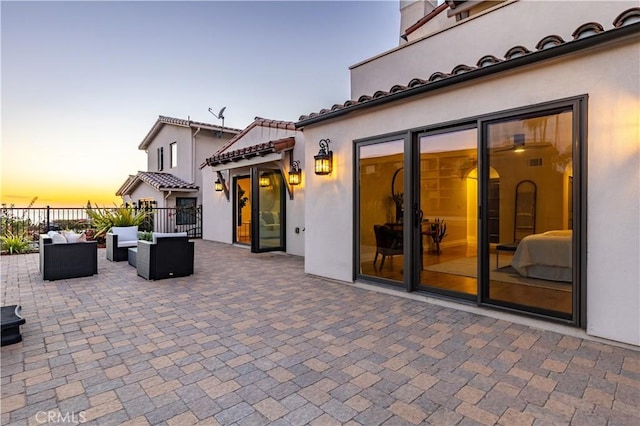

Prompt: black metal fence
[{"left": 1, "top": 205, "right": 202, "bottom": 245}]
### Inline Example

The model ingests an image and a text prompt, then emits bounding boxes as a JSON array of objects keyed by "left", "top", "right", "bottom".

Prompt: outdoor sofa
[
  {"left": 136, "top": 232, "right": 194, "bottom": 280},
  {"left": 39, "top": 233, "right": 98, "bottom": 281}
]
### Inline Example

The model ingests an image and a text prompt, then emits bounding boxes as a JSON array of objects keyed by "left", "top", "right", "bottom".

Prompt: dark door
[{"left": 251, "top": 168, "right": 286, "bottom": 253}]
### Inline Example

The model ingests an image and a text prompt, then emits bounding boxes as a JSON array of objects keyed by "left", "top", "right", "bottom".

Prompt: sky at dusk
[{"left": 1, "top": 0, "right": 399, "bottom": 207}]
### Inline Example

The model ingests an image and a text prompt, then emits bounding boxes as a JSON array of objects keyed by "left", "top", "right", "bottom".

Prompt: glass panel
[
  {"left": 358, "top": 139, "right": 404, "bottom": 285},
  {"left": 257, "top": 170, "right": 283, "bottom": 250},
  {"left": 235, "top": 176, "right": 251, "bottom": 245},
  {"left": 418, "top": 129, "right": 478, "bottom": 296},
  {"left": 176, "top": 197, "right": 196, "bottom": 225},
  {"left": 487, "top": 110, "right": 573, "bottom": 316}
]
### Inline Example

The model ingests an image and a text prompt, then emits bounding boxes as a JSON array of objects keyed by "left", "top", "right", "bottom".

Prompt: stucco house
[
  {"left": 292, "top": 0, "right": 638, "bottom": 346},
  {"left": 117, "top": 115, "right": 241, "bottom": 209},
  {"left": 200, "top": 117, "right": 305, "bottom": 256},
  {"left": 199, "top": 0, "right": 638, "bottom": 347}
]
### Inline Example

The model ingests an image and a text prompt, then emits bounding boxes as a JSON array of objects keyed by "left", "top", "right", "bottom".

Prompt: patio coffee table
[{"left": 128, "top": 248, "right": 137, "bottom": 267}]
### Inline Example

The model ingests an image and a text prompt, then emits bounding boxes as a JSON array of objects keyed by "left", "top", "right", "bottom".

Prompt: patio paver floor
[{"left": 1, "top": 240, "right": 638, "bottom": 425}]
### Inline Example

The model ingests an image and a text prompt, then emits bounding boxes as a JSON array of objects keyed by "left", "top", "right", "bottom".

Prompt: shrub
[
  {"left": 86, "top": 204, "right": 146, "bottom": 238},
  {"left": 138, "top": 231, "right": 153, "bottom": 241},
  {"left": 0, "top": 231, "right": 32, "bottom": 254}
]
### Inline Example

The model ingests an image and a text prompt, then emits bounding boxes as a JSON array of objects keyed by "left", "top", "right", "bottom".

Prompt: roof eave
[{"left": 296, "top": 22, "right": 640, "bottom": 128}]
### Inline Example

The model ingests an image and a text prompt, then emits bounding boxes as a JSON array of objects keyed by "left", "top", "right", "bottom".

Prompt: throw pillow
[
  {"left": 62, "top": 231, "right": 81, "bottom": 243},
  {"left": 50, "top": 232, "right": 67, "bottom": 244}
]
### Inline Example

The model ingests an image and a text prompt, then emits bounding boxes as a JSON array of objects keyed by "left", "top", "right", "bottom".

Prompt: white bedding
[{"left": 511, "top": 230, "right": 572, "bottom": 282}]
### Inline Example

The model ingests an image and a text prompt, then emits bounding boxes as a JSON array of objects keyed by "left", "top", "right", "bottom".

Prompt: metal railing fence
[{"left": 1, "top": 206, "right": 202, "bottom": 245}]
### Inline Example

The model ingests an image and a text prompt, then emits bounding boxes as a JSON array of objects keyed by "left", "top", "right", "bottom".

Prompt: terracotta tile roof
[
  {"left": 205, "top": 137, "right": 296, "bottom": 167},
  {"left": 117, "top": 171, "right": 198, "bottom": 196},
  {"left": 297, "top": 8, "right": 640, "bottom": 127},
  {"left": 213, "top": 117, "right": 297, "bottom": 156},
  {"left": 138, "top": 115, "right": 243, "bottom": 150}
]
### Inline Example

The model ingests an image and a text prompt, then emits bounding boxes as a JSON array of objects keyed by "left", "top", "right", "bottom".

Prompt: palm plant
[{"left": 86, "top": 204, "right": 146, "bottom": 238}]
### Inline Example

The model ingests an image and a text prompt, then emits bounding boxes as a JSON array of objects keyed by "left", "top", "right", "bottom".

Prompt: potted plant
[{"left": 429, "top": 217, "right": 447, "bottom": 255}]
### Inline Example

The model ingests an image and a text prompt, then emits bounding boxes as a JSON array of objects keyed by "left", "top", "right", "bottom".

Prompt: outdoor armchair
[
  {"left": 106, "top": 226, "right": 138, "bottom": 262},
  {"left": 136, "top": 232, "right": 194, "bottom": 280},
  {"left": 39, "top": 234, "right": 98, "bottom": 281}
]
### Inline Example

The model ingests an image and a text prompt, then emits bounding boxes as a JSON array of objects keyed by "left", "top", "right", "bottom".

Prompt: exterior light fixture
[
  {"left": 289, "top": 160, "right": 301, "bottom": 185},
  {"left": 259, "top": 174, "right": 271, "bottom": 188},
  {"left": 214, "top": 179, "right": 223, "bottom": 192},
  {"left": 513, "top": 133, "right": 525, "bottom": 153},
  {"left": 314, "top": 139, "right": 333, "bottom": 175}
]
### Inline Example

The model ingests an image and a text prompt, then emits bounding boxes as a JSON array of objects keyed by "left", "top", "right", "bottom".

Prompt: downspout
[
  {"left": 165, "top": 190, "right": 174, "bottom": 231},
  {"left": 191, "top": 127, "right": 201, "bottom": 183}
]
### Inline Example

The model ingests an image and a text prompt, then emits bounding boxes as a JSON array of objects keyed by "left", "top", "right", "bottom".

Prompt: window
[
  {"left": 157, "top": 147, "right": 164, "bottom": 171},
  {"left": 170, "top": 142, "right": 177, "bottom": 168},
  {"left": 176, "top": 197, "right": 197, "bottom": 225}
]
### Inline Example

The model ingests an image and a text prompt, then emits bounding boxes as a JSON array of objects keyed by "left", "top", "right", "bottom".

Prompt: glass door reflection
[
  {"left": 252, "top": 168, "right": 285, "bottom": 253},
  {"left": 357, "top": 139, "right": 405, "bottom": 286},
  {"left": 417, "top": 128, "right": 478, "bottom": 298}
]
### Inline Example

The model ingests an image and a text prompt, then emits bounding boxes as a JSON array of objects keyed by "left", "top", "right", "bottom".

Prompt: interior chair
[
  {"left": 106, "top": 226, "right": 138, "bottom": 262},
  {"left": 136, "top": 232, "right": 194, "bottom": 280},
  {"left": 373, "top": 224, "right": 403, "bottom": 270}
]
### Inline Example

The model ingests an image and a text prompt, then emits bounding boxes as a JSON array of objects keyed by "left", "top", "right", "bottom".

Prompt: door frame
[
  {"left": 250, "top": 167, "right": 286, "bottom": 253},
  {"left": 354, "top": 95, "right": 586, "bottom": 327}
]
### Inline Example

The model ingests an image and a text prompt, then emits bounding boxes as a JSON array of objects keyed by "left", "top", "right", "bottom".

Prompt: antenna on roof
[{"left": 208, "top": 106, "right": 226, "bottom": 137}]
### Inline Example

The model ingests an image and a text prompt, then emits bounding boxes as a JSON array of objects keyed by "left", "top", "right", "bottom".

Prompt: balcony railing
[{"left": 1, "top": 206, "right": 202, "bottom": 250}]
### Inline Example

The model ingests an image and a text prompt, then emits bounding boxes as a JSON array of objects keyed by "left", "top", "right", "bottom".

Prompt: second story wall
[
  {"left": 350, "top": 0, "right": 636, "bottom": 98},
  {"left": 144, "top": 125, "right": 233, "bottom": 194}
]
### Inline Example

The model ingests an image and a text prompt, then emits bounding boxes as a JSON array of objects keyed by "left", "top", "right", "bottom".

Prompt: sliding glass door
[
  {"left": 355, "top": 98, "right": 583, "bottom": 324},
  {"left": 356, "top": 138, "right": 405, "bottom": 286},
  {"left": 482, "top": 108, "right": 575, "bottom": 318},
  {"left": 416, "top": 128, "right": 478, "bottom": 298}
]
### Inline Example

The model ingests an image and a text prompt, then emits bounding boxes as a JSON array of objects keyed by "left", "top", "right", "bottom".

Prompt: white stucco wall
[
  {"left": 303, "top": 38, "right": 639, "bottom": 345},
  {"left": 350, "top": 0, "right": 638, "bottom": 99},
  {"left": 200, "top": 132, "right": 306, "bottom": 257},
  {"left": 202, "top": 166, "right": 234, "bottom": 244},
  {"left": 129, "top": 184, "right": 169, "bottom": 208},
  {"left": 141, "top": 124, "right": 233, "bottom": 206}
]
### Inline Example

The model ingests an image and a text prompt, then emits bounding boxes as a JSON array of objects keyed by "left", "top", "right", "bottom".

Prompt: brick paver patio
[{"left": 1, "top": 240, "right": 638, "bottom": 425}]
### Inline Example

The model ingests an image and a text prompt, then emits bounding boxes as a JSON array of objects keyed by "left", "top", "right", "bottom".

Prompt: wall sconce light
[
  {"left": 314, "top": 139, "right": 333, "bottom": 175},
  {"left": 289, "top": 160, "right": 301, "bottom": 185},
  {"left": 214, "top": 179, "right": 223, "bottom": 192},
  {"left": 513, "top": 133, "right": 525, "bottom": 153},
  {"left": 259, "top": 173, "right": 271, "bottom": 188}
]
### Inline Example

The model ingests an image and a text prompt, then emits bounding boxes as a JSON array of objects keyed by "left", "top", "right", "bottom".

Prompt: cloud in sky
[{"left": 1, "top": 0, "right": 399, "bottom": 207}]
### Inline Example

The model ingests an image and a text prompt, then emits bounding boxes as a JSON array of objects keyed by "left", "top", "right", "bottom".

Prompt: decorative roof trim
[
  {"left": 205, "top": 137, "right": 295, "bottom": 167},
  {"left": 476, "top": 55, "right": 502, "bottom": 67},
  {"left": 572, "top": 22, "right": 605, "bottom": 40},
  {"left": 535, "top": 35, "right": 565, "bottom": 50},
  {"left": 404, "top": 2, "right": 449, "bottom": 37},
  {"left": 296, "top": 16, "right": 640, "bottom": 128},
  {"left": 504, "top": 45, "right": 531, "bottom": 60},
  {"left": 138, "top": 115, "right": 242, "bottom": 150},
  {"left": 613, "top": 7, "right": 640, "bottom": 28},
  {"left": 451, "top": 64, "right": 476, "bottom": 75}
]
